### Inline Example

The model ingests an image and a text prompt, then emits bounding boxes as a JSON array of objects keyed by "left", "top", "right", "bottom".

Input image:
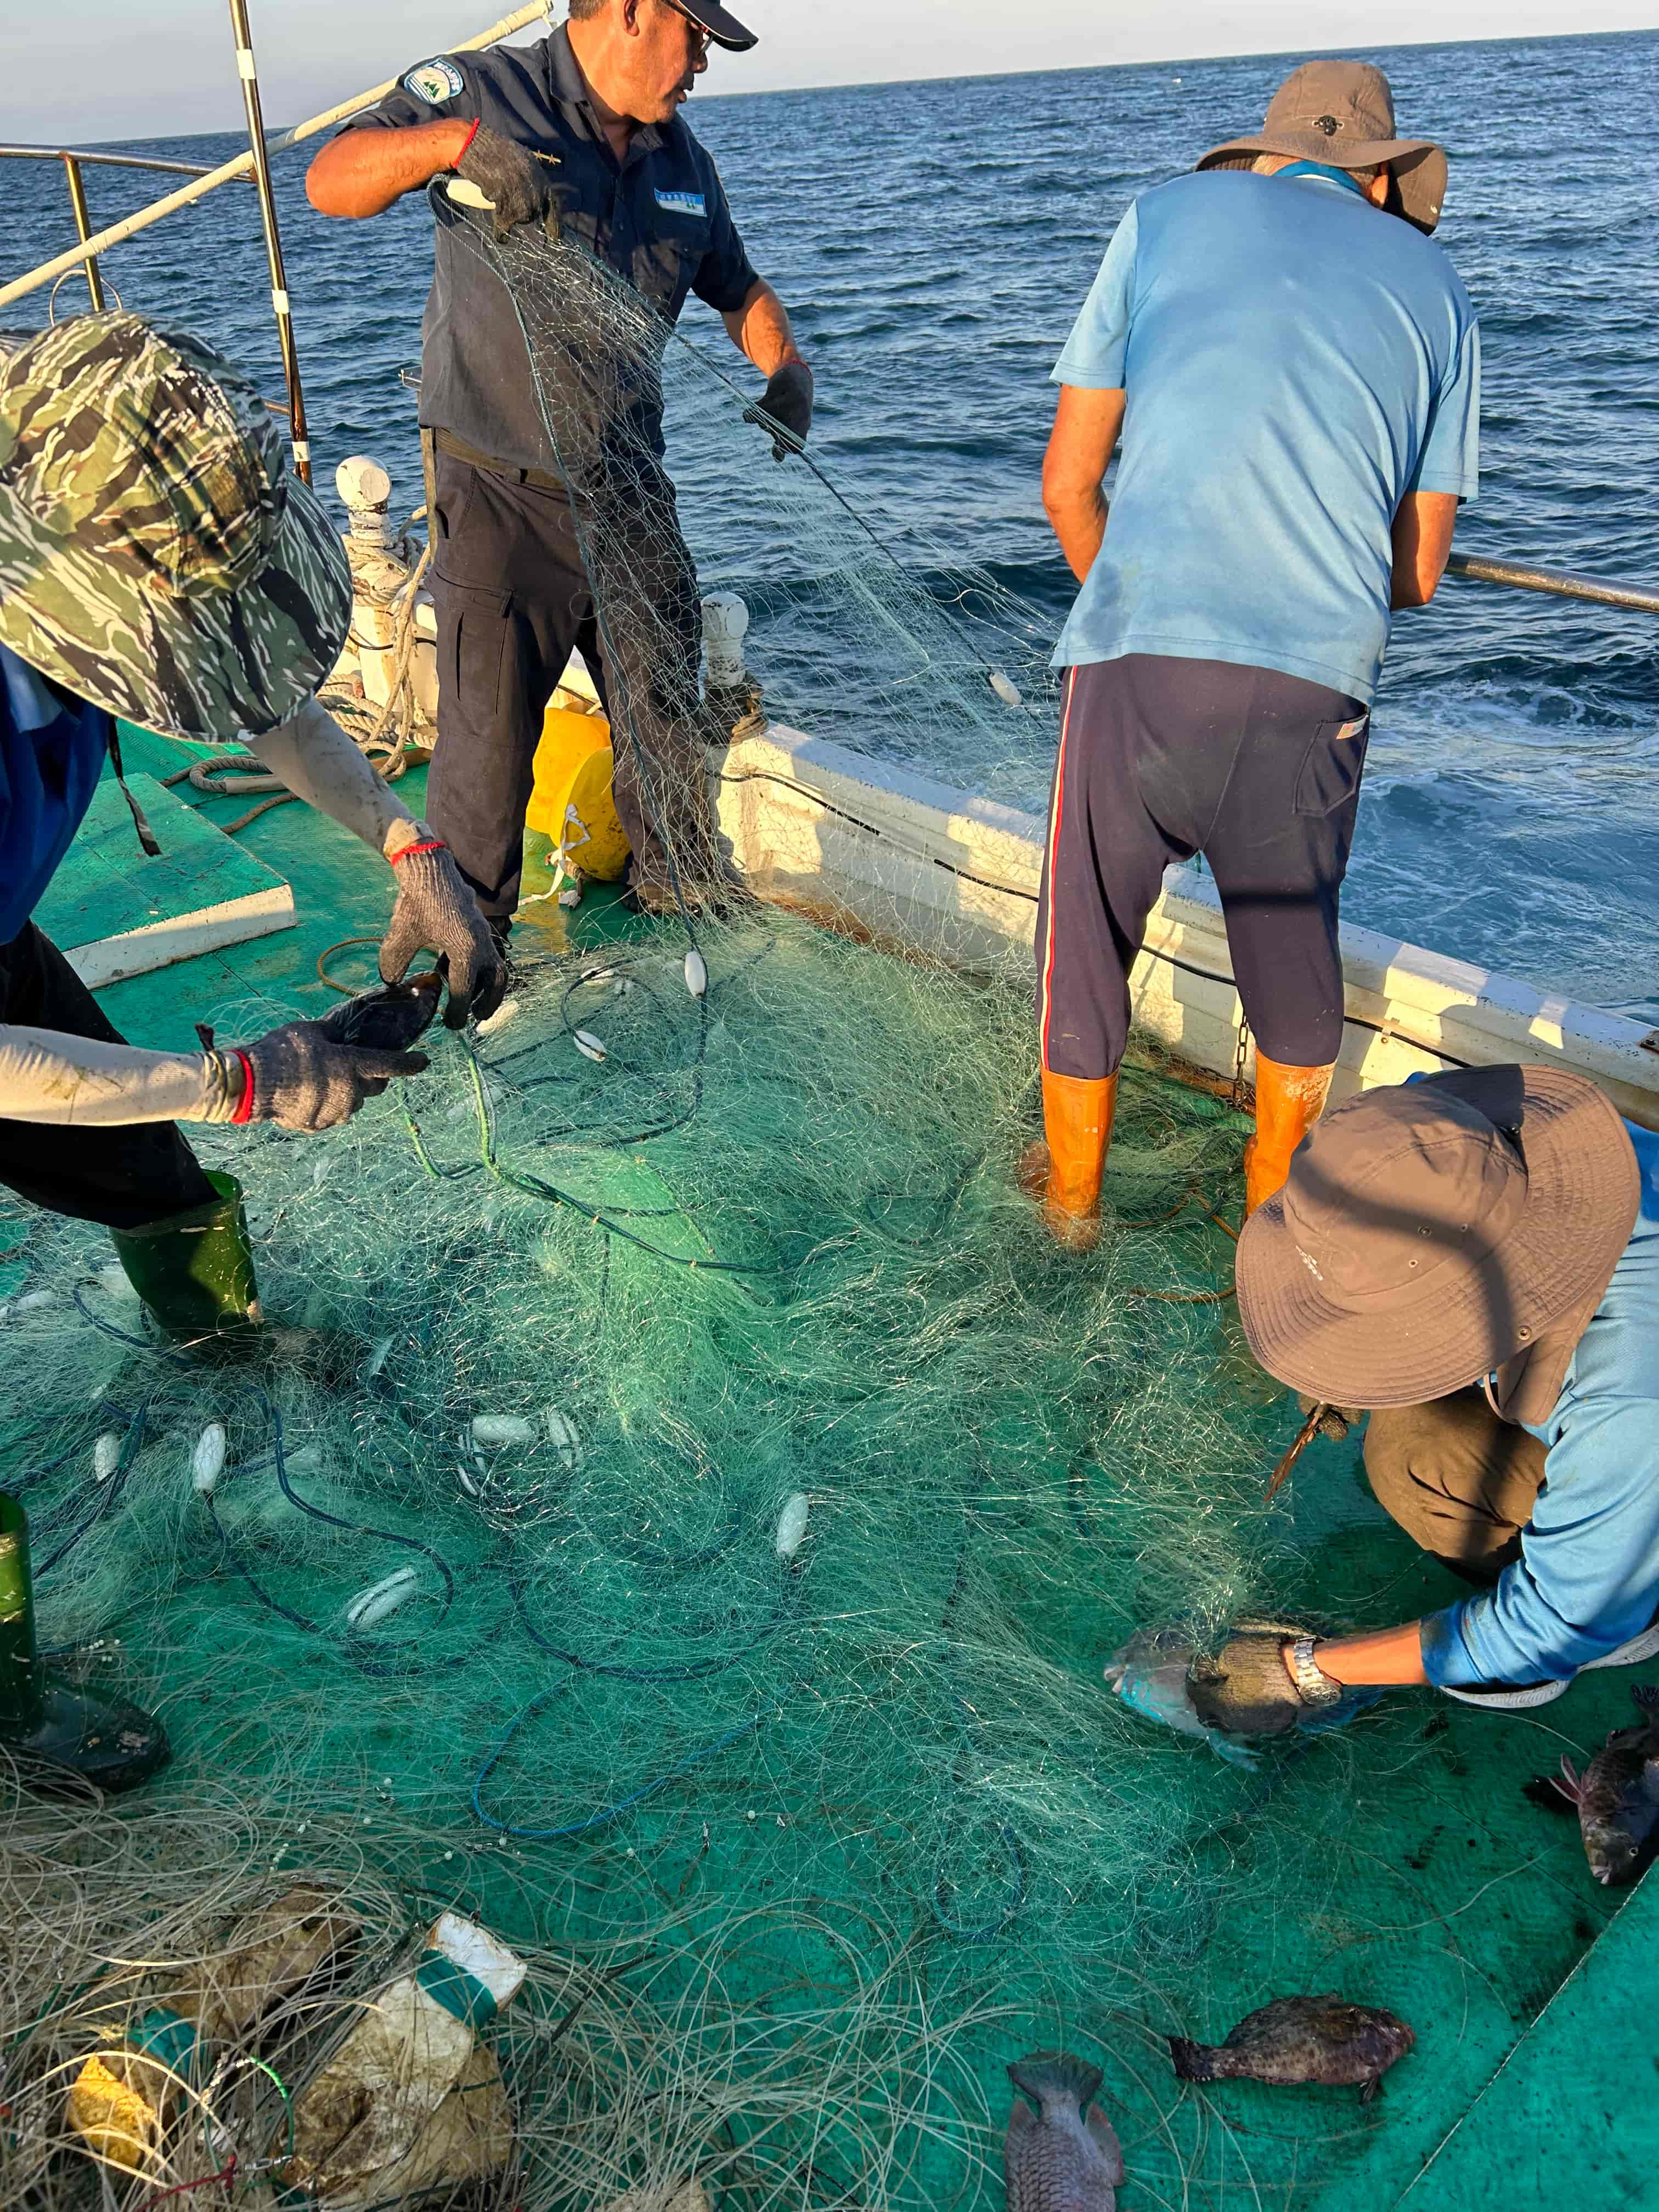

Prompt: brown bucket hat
[
  {"left": 1197, "top": 59, "right": 1449, "bottom": 234},
  {"left": 1237, "top": 1066, "right": 1640, "bottom": 1417}
]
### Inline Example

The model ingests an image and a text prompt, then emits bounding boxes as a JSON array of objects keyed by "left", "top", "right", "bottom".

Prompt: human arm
[
  {"left": 722, "top": 278, "right": 804, "bottom": 380},
  {"left": 1043, "top": 202, "right": 1138, "bottom": 580},
  {"left": 1390, "top": 491, "right": 1459, "bottom": 608},
  {"left": 1419, "top": 1390, "right": 1659, "bottom": 1689},
  {"left": 1042, "top": 386, "right": 1127, "bottom": 583},
  {"left": 0, "top": 1021, "right": 421, "bottom": 1132},
  {"left": 1392, "top": 312, "right": 1479, "bottom": 607},
  {"left": 726, "top": 279, "right": 813, "bottom": 459},
  {"left": 306, "top": 119, "right": 477, "bottom": 219},
  {"left": 244, "top": 699, "right": 502, "bottom": 1027},
  {"left": 1187, "top": 1617, "right": 1422, "bottom": 1737}
]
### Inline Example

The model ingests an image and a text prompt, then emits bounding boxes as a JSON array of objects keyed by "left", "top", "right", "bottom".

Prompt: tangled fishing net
[{"left": 0, "top": 210, "right": 1472, "bottom": 2211}]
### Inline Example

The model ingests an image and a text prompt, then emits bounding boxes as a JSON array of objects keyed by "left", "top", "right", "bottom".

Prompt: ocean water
[{"left": 3, "top": 29, "right": 1658, "bottom": 1015}]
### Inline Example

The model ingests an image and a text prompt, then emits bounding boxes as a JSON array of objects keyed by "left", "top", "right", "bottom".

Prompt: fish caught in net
[{"left": 0, "top": 213, "right": 1479, "bottom": 2212}]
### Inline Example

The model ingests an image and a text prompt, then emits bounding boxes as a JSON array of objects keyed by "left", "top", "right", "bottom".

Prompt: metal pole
[
  {"left": 226, "top": 0, "right": 312, "bottom": 482},
  {"left": 59, "top": 154, "right": 105, "bottom": 311},
  {"left": 0, "top": 3, "right": 550, "bottom": 312},
  {"left": 1445, "top": 550, "right": 1659, "bottom": 617}
]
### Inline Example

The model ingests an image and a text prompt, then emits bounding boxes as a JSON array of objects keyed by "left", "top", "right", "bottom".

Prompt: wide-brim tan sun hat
[
  {"left": 1237, "top": 1065, "right": 1640, "bottom": 1414},
  {"left": 0, "top": 313, "right": 351, "bottom": 743},
  {"left": 1197, "top": 58, "right": 1449, "bottom": 234}
]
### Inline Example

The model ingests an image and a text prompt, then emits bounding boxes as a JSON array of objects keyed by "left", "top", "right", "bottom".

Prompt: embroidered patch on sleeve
[
  {"left": 404, "top": 58, "right": 466, "bottom": 104},
  {"left": 653, "top": 188, "right": 708, "bottom": 217}
]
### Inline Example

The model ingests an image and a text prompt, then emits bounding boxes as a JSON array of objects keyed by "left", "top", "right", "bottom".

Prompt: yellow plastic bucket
[{"left": 524, "top": 703, "right": 630, "bottom": 882}]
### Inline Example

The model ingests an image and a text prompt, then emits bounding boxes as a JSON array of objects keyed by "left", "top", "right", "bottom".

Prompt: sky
[{"left": 8, "top": 0, "right": 1659, "bottom": 144}]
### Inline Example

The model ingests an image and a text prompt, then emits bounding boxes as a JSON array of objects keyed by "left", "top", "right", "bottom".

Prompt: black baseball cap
[{"left": 665, "top": 0, "right": 758, "bottom": 50}]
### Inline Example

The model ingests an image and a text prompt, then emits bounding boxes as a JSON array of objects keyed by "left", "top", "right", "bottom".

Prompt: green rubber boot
[
  {"left": 108, "top": 1170, "right": 262, "bottom": 1347},
  {"left": 0, "top": 1492, "right": 170, "bottom": 1793}
]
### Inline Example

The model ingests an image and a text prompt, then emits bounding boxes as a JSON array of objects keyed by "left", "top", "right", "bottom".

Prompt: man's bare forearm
[
  {"left": 306, "top": 120, "right": 475, "bottom": 219},
  {"left": 1046, "top": 492, "right": 1109, "bottom": 584},
  {"left": 1297, "top": 1621, "right": 1429, "bottom": 1688},
  {"left": 722, "top": 280, "right": 807, "bottom": 379}
]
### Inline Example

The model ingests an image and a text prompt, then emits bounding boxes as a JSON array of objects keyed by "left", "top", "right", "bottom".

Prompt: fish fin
[
  {"left": 1558, "top": 1756, "right": 1584, "bottom": 1804},
  {"left": 1630, "top": 1682, "right": 1659, "bottom": 1714},
  {"left": 1004, "top": 2100, "right": 1038, "bottom": 2145},
  {"left": 1361, "top": 2074, "right": 1383, "bottom": 2107},
  {"left": 1522, "top": 1773, "right": 1579, "bottom": 1816},
  {"left": 1167, "top": 2035, "right": 1217, "bottom": 2083},
  {"left": 1007, "top": 2051, "right": 1104, "bottom": 2115},
  {"left": 1087, "top": 2106, "right": 1125, "bottom": 2186}
]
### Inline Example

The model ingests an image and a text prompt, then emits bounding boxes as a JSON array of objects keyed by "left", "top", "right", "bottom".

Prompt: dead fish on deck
[
  {"left": 1544, "top": 1683, "right": 1659, "bottom": 1886},
  {"left": 1169, "top": 1996, "right": 1414, "bottom": 2103},
  {"left": 1004, "top": 2052, "right": 1123, "bottom": 2211}
]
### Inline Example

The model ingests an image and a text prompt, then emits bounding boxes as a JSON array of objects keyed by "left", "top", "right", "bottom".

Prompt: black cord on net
[
  {"left": 510, "top": 1555, "right": 801, "bottom": 1686},
  {"left": 402, "top": 1030, "right": 786, "bottom": 1284}
]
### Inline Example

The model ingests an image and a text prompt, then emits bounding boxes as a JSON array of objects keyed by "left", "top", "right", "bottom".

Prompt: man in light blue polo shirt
[{"left": 1023, "top": 60, "right": 1479, "bottom": 1246}]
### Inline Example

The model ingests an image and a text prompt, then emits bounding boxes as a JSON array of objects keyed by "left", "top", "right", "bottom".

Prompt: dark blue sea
[{"left": 4, "top": 29, "right": 1658, "bottom": 1015}]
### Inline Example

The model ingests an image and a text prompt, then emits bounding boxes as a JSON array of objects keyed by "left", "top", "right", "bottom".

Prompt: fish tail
[
  {"left": 1632, "top": 1683, "right": 1659, "bottom": 1714},
  {"left": 1167, "top": 2036, "right": 1223, "bottom": 2082},
  {"left": 1007, "top": 2051, "right": 1104, "bottom": 2113}
]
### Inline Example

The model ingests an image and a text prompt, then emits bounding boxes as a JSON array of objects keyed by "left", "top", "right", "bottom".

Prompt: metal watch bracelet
[{"left": 1285, "top": 1635, "right": 1345, "bottom": 1707}]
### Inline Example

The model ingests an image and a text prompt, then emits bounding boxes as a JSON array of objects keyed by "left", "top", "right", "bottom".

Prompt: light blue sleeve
[
  {"left": 1420, "top": 1389, "right": 1659, "bottom": 1689},
  {"left": 1406, "top": 314, "right": 1480, "bottom": 500},
  {"left": 1051, "top": 202, "right": 1139, "bottom": 391}
]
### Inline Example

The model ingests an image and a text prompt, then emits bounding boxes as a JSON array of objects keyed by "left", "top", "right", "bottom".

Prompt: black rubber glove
[
  {"left": 1187, "top": 1620, "right": 1319, "bottom": 1738},
  {"left": 455, "top": 126, "right": 565, "bottom": 240},
  {"left": 381, "top": 839, "right": 507, "bottom": 1031},
  {"left": 235, "top": 1022, "right": 428, "bottom": 1133},
  {"left": 743, "top": 359, "right": 814, "bottom": 461}
]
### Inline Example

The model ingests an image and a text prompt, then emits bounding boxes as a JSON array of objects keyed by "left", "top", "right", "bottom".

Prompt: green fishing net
[{"left": 0, "top": 213, "right": 1550, "bottom": 2212}]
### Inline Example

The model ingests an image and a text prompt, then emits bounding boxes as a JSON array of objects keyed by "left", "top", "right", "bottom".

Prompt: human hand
[
  {"left": 381, "top": 837, "right": 507, "bottom": 1030},
  {"left": 233, "top": 1021, "right": 429, "bottom": 1133},
  {"left": 1186, "top": 1620, "right": 1326, "bottom": 1738},
  {"left": 454, "top": 124, "right": 565, "bottom": 239},
  {"left": 1297, "top": 1395, "right": 1364, "bottom": 1442},
  {"left": 742, "top": 359, "right": 814, "bottom": 460}
]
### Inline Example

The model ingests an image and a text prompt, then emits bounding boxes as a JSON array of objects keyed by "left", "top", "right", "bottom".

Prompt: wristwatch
[{"left": 1284, "top": 1635, "right": 1344, "bottom": 1708}]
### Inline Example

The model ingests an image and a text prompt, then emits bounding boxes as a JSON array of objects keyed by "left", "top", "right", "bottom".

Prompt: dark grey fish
[
  {"left": 319, "top": 971, "right": 443, "bottom": 1051},
  {"left": 1553, "top": 1683, "right": 1659, "bottom": 1886},
  {"left": 1004, "top": 2052, "right": 1123, "bottom": 2212},
  {"left": 1169, "top": 1995, "right": 1414, "bottom": 2103}
]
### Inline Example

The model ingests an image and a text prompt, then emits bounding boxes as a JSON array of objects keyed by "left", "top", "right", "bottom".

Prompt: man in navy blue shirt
[
  {"left": 307, "top": 0, "right": 814, "bottom": 921},
  {"left": 1026, "top": 61, "right": 1478, "bottom": 1246}
]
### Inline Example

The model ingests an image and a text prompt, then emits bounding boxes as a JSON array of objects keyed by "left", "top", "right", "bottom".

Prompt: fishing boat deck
[{"left": 35, "top": 719, "right": 1654, "bottom": 2211}]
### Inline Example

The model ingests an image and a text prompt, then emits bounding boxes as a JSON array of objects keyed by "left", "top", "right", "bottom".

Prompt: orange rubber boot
[
  {"left": 1243, "top": 1052, "right": 1335, "bottom": 1216},
  {"left": 1018, "top": 1070, "right": 1119, "bottom": 1249}
]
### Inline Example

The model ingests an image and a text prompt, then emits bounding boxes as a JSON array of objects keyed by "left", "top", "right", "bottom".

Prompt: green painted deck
[{"left": 65, "top": 726, "right": 1659, "bottom": 2209}]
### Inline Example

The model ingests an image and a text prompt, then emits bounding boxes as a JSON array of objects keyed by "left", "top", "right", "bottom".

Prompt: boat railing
[
  {"left": 0, "top": 148, "right": 221, "bottom": 316},
  {"left": 2, "top": 4, "right": 1656, "bottom": 618},
  {"left": 0, "top": 0, "right": 550, "bottom": 478}
]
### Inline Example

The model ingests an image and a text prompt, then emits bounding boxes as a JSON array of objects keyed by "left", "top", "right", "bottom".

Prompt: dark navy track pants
[
  {"left": 1036, "top": 654, "right": 1370, "bottom": 1079},
  {"left": 425, "top": 449, "right": 706, "bottom": 924}
]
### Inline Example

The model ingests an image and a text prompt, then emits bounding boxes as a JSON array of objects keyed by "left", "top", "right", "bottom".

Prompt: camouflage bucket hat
[{"left": 0, "top": 313, "right": 351, "bottom": 742}]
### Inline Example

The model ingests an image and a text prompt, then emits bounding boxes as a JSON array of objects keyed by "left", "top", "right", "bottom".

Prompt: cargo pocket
[
  {"left": 1294, "top": 712, "right": 1371, "bottom": 817},
  {"left": 441, "top": 583, "right": 512, "bottom": 723}
]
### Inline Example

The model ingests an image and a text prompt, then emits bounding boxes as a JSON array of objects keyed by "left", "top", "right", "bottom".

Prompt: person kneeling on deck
[
  {"left": 303, "top": 0, "right": 814, "bottom": 924},
  {"left": 0, "top": 314, "right": 504, "bottom": 1346},
  {"left": 1186, "top": 1066, "right": 1659, "bottom": 1740},
  {"left": 1030, "top": 60, "right": 1479, "bottom": 1242}
]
